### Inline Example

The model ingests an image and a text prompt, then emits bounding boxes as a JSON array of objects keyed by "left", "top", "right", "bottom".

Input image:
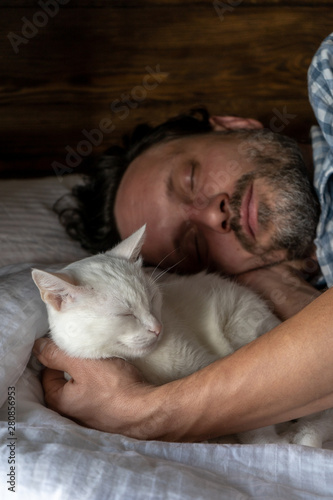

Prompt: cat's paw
[
  {"left": 283, "top": 424, "right": 323, "bottom": 448},
  {"left": 291, "top": 429, "right": 323, "bottom": 448}
]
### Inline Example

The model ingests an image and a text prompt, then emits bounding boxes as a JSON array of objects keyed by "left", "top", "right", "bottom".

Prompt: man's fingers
[
  {"left": 41, "top": 368, "right": 68, "bottom": 411},
  {"left": 33, "top": 338, "right": 72, "bottom": 372},
  {"left": 33, "top": 339, "right": 74, "bottom": 412},
  {"left": 209, "top": 115, "right": 264, "bottom": 131}
]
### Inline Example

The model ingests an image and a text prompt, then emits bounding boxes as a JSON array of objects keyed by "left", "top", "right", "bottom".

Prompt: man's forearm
[{"left": 134, "top": 288, "right": 333, "bottom": 442}]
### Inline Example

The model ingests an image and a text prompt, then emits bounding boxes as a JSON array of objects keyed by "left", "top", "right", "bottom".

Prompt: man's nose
[{"left": 188, "top": 194, "right": 231, "bottom": 233}]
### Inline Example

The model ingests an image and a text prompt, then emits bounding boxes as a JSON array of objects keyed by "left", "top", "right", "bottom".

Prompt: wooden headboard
[{"left": 1, "top": 0, "right": 332, "bottom": 177}]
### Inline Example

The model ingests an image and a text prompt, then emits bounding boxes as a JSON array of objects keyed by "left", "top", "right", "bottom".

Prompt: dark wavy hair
[{"left": 54, "top": 109, "right": 213, "bottom": 253}]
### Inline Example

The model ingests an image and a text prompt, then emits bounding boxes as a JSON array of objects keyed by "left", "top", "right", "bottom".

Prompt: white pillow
[
  {"left": 0, "top": 175, "right": 90, "bottom": 267},
  {"left": 0, "top": 262, "right": 50, "bottom": 406}
]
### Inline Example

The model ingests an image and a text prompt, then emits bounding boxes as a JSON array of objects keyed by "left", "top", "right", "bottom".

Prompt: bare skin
[
  {"left": 33, "top": 286, "right": 333, "bottom": 442},
  {"left": 236, "top": 259, "right": 321, "bottom": 320}
]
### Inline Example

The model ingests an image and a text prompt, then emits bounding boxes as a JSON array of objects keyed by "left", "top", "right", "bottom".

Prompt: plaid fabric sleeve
[{"left": 308, "top": 32, "right": 333, "bottom": 287}]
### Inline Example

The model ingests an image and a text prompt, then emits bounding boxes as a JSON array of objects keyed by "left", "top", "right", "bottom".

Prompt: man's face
[{"left": 114, "top": 134, "right": 308, "bottom": 275}]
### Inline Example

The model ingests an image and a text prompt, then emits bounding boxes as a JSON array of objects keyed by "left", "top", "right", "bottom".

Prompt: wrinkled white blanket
[{"left": 1, "top": 263, "right": 333, "bottom": 500}]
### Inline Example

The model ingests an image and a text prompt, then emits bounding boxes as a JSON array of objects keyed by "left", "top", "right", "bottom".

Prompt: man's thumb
[{"left": 33, "top": 338, "right": 66, "bottom": 370}]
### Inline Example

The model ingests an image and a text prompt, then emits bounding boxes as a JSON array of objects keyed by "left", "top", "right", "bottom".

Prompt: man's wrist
[
  {"left": 127, "top": 368, "right": 226, "bottom": 442},
  {"left": 118, "top": 377, "right": 205, "bottom": 442},
  {"left": 121, "top": 382, "right": 184, "bottom": 441}
]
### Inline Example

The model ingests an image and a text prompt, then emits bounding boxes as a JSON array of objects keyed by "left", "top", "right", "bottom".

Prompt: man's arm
[
  {"left": 34, "top": 287, "right": 333, "bottom": 442},
  {"left": 235, "top": 260, "right": 321, "bottom": 321}
]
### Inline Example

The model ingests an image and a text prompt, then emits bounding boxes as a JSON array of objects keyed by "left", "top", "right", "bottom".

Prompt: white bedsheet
[{"left": 1, "top": 263, "right": 333, "bottom": 500}]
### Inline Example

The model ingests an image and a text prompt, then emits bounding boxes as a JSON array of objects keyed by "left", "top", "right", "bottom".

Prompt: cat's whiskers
[
  {"left": 151, "top": 256, "right": 186, "bottom": 283},
  {"left": 151, "top": 247, "right": 183, "bottom": 281}
]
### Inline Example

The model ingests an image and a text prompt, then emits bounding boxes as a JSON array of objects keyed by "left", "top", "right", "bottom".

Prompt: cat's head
[{"left": 32, "top": 225, "right": 163, "bottom": 360}]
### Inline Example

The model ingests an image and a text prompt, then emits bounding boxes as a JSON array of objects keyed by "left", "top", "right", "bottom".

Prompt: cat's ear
[
  {"left": 32, "top": 269, "right": 85, "bottom": 311},
  {"left": 109, "top": 224, "right": 146, "bottom": 261}
]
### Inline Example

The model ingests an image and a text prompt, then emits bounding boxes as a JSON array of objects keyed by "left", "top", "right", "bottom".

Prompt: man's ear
[
  {"left": 32, "top": 269, "right": 82, "bottom": 311},
  {"left": 209, "top": 116, "right": 263, "bottom": 131}
]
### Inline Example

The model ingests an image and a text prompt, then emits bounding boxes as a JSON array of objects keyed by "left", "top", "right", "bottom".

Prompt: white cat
[{"left": 32, "top": 225, "right": 333, "bottom": 447}]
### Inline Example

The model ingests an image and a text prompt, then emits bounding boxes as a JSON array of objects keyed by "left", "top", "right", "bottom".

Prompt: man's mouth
[{"left": 240, "top": 183, "right": 258, "bottom": 241}]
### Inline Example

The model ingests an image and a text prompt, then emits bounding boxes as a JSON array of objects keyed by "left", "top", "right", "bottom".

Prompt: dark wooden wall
[{"left": 0, "top": 0, "right": 332, "bottom": 177}]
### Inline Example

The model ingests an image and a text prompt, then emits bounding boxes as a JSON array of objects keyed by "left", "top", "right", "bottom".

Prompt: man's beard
[{"left": 229, "top": 165, "right": 320, "bottom": 260}]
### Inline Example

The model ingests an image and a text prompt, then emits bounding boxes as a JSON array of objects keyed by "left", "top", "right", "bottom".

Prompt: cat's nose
[{"left": 148, "top": 318, "right": 162, "bottom": 337}]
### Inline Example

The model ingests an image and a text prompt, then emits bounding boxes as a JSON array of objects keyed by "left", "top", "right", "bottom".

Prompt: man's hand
[
  {"left": 236, "top": 259, "right": 321, "bottom": 320},
  {"left": 33, "top": 338, "right": 157, "bottom": 438}
]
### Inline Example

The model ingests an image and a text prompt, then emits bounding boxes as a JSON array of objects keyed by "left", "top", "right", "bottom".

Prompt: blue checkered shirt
[{"left": 308, "top": 32, "right": 333, "bottom": 287}]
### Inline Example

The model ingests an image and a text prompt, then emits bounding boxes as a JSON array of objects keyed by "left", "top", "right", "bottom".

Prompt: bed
[{"left": 1, "top": 175, "right": 333, "bottom": 500}]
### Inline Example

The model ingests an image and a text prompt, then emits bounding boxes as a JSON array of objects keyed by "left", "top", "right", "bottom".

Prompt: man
[{"left": 34, "top": 33, "right": 333, "bottom": 442}]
